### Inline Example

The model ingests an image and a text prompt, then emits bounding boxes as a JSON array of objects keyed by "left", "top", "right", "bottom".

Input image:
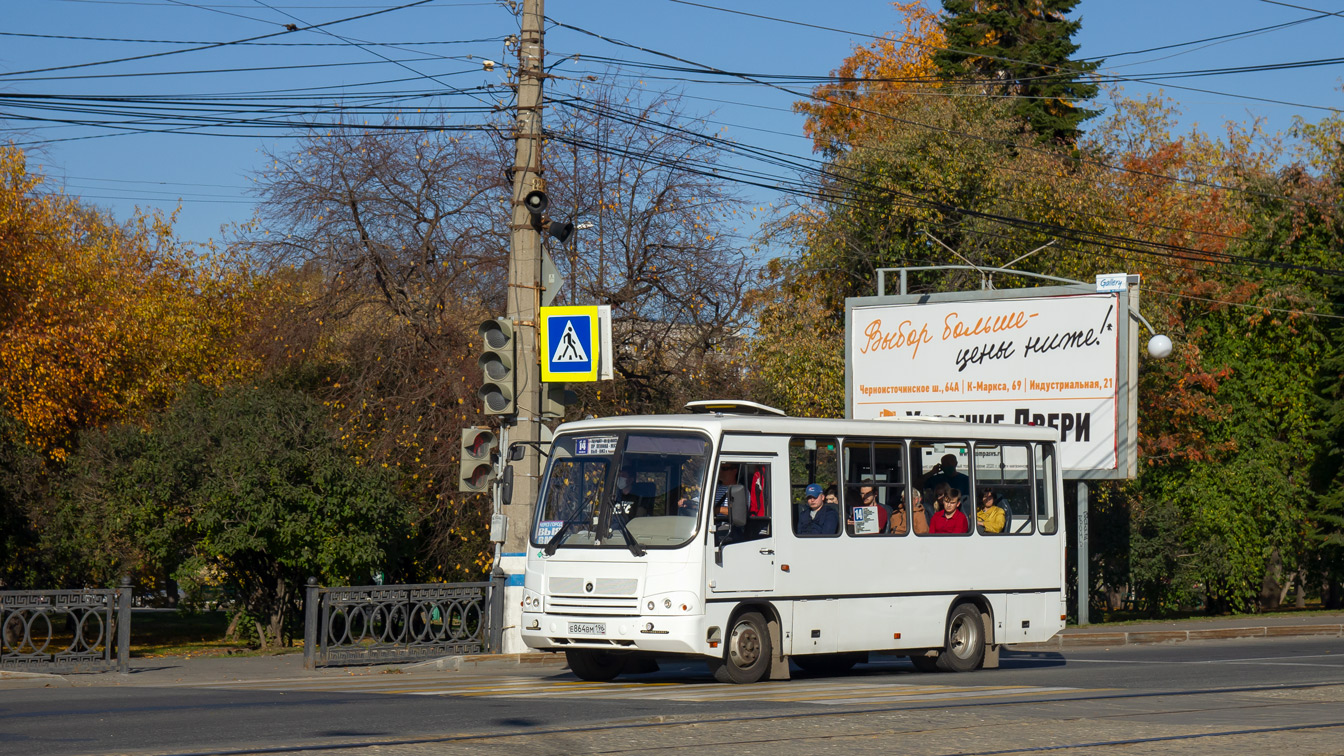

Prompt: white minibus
[{"left": 520, "top": 400, "right": 1066, "bottom": 683}]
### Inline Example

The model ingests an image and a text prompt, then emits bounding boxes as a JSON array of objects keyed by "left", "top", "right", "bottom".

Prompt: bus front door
[{"left": 707, "top": 459, "right": 775, "bottom": 594}]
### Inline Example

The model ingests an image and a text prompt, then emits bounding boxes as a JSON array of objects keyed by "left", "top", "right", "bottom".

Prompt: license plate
[{"left": 568, "top": 622, "right": 606, "bottom": 636}]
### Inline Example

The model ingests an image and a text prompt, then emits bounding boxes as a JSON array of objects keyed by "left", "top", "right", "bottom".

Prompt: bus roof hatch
[{"left": 683, "top": 399, "right": 787, "bottom": 417}]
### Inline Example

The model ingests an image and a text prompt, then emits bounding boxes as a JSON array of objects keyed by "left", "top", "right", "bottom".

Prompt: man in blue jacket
[{"left": 797, "top": 483, "right": 838, "bottom": 535}]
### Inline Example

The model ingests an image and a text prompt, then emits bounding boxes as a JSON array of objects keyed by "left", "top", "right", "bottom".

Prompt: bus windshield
[{"left": 533, "top": 431, "right": 711, "bottom": 551}]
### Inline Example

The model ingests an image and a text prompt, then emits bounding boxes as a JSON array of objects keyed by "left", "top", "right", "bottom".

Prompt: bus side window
[
  {"left": 973, "top": 443, "right": 1032, "bottom": 535},
  {"left": 912, "top": 440, "right": 972, "bottom": 535},
  {"left": 735, "top": 463, "right": 771, "bottom": 542},
  {"left": 789, "top": 437, "right": 840, "bottom": 537},
  {"left": 842, "top": 440, "right": 906, "bottom": 536},
  {"left": 1035, "top": 444, "right": 1058, "bottom": 534}
]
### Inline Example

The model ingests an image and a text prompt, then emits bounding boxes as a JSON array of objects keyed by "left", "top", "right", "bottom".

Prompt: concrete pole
[
  {"left": 1076, "top": 481, "right": 1089, "bottom": 626},
  {"left": 498, "top": 0, "right": 544, "bottom": 653}
]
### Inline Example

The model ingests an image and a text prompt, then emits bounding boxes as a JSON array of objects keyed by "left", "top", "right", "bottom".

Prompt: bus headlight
[
  {"left": 523, "top": 589, "right": 543, "bottom": 612},
  {"left": 640, "top": 591, "right": 698, "bottom": 615}
]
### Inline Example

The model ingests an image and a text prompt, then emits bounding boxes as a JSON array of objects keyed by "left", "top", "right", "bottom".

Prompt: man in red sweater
[{"left": 929, "top": 487, "right": 969, "bottom": 534}]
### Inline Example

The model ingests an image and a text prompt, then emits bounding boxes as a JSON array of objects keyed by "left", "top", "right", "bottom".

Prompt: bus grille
[
  {"left": 546, "top": 576, "right": 641, "bottom": 616},
  {"left": 546, "top": 595, "right": 640, "bottom": 616},
  {"left": 548, "top": 577, "right": 638, "bottom": 596}
]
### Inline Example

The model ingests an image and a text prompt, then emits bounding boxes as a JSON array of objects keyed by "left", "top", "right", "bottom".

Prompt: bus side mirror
[{"left": 727, "top": 484, "right": 748, "bottom": 528}]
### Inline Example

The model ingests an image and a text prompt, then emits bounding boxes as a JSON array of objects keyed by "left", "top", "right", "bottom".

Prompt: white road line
[{"left": 1062, "top": 656, "right": 1344, "bottom": 668}]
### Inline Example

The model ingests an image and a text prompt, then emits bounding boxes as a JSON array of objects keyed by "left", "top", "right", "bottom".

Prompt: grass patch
[{"left": 128, "top": 610, "right": 298, "bottom": 657}]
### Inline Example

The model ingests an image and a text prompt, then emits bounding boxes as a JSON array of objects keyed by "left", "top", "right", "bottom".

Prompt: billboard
[{"left": 846, "top": 284, "right": 1137, "bottom": 479}]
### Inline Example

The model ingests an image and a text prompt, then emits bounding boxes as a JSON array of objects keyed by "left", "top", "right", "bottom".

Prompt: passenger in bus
[
  {"left": 924, "top": 454, "right": 971, "bottom": 501},
  {"left": 889, "top": 488, "right": 929, "bottom": 535},
  {"left": 846, "top": 483, "right": 889, "bottom": 534},
  {"left": 976, "top": 489, "right": 1005, "bottom": 533},
  {"left": 825, "top": 485, "right": 841, "bottom": 509},
  {"left": 712, "top": 464, "right": 739, "bottom": 517},
  {"left": 929, "top": 488, "right": 970, "bottom": 534},
  {"left": 930, "top": 482, "right": 950, "bottom": 515},
  {"left": 678, "top": 464, "right": 733, "bottom": 518},
  {"left": 796, "top": 483, "right": 838, "bottom": 535}
]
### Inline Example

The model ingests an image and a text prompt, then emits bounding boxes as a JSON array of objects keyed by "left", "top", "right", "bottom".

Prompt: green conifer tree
[{"left": 934, "top": 0, "right": 1101, "bottom": 144}]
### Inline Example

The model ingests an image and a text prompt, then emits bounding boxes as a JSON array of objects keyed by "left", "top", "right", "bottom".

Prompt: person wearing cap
[{"left": 797, "top": 482, "right": 838, "bottom": 535}]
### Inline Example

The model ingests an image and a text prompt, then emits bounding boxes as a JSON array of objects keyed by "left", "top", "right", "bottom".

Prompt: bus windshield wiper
[
  {"left": 609, "top": 509, "right": 646, "bottom": 557},
  {"left": 543, "top": 507, "right": 594, "bottom": 557}
]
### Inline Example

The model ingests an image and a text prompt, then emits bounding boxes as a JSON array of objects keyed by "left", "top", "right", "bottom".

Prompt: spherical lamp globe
[{"left": 1147, "top": 334, "right": 1173, "bottom": 359}]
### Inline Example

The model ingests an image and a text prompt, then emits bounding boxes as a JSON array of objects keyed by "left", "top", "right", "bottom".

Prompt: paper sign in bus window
[{"left": 852, "top": 506, "right": 881, "bottom": 534}]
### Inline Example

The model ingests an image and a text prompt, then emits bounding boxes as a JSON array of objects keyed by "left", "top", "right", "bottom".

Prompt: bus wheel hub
[{"left": 729, "top": 622, "right": 761, "bottom": 666}]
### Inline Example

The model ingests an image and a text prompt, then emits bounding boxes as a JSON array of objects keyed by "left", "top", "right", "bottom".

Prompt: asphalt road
[{"left": 3, "top": 637, "right": 1342, "bottom": 756}]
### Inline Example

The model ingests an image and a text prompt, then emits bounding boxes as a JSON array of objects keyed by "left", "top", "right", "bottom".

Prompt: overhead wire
[
  {"left": 547, "top": 88, "right": 1344, "bottom": 280},
  {"left": 9, "top": 0, "right": 1340, "bottom": 286},
  {"left": 239, "top": 0, "right": 508, "bottom": 112},
  {"left": 546, "top": 18, "right": 1337, "bottom": 211},
  {"left": 0, "top": 0, "right": 442, "bottom": 78},
  {"left": 662, "top": 0, "right": 1342, "bottom": 111},
  {"left": 0, "top": 30, "right": 506, "bottom": 47}
]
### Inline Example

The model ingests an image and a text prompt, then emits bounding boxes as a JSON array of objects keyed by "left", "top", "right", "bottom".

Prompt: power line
[
  {"left": 0, "top": 0, "right": 440, "bottom": 78},
  {"left": 0, "top": 30, "right": 505, "bottom": 46},
  {"left": 241, "top": 0, "right": 505, "bottom": 112},
  {"left": 545, "top": 103, "right": 1344, "bottom": 280},
  {"left": 547, "top": 19, "right": 1336, "bottom": 213},
  {"left": 555, "top": 85, "right": 1309, "bottom": 260}
]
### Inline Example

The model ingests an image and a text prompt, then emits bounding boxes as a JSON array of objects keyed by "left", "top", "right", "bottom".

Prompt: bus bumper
[{"left": 521, "top": 611, "right": 708, "bottom": 656}]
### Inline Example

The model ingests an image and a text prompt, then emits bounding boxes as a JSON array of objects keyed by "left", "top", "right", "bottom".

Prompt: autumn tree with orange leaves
[
  {"left": 0, "top": 145, "right": 273, "bottom": 459},
  {"left": 795, "top": 1, "right": 945, "bottom": 156}
]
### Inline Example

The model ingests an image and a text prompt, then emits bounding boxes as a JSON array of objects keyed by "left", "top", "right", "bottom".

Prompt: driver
[{"left": 614, "top": 465, "right": 651, "bottom": 518}]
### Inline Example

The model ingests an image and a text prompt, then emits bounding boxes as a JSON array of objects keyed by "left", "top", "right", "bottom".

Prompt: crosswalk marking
[{"left": 176, "top": 673, "right": 1078, "bottom": 705}]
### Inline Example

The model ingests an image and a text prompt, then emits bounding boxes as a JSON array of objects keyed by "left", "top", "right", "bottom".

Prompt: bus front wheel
[
  {"left": 566, "top": 649, "right": 626, "bottom": 681},
  {"left": 935, "top": 603, "right": 985, "bottom": 672},
  {"left": 708, "top": 611, "right": 771, "bottom": 684}
]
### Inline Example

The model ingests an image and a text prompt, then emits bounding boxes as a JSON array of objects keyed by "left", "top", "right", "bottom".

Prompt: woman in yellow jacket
[{"left": 976, "top": 489, "right": 1005, "bottom": 533}]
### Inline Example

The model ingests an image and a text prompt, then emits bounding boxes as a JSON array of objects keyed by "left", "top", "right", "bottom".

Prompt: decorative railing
[
  {"left": 1, "top": 580, "right": 130, "bottom": 673},
  {"left": 303, "top": 579, "right": 503, "bottom": 668}
]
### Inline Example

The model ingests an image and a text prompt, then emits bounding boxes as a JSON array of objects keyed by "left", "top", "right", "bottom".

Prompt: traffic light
[
  {"left": 541, "top": 383, "right": 576, "bottom": 419},
  {"left": 458, "top": 428, "right": 497, "bottom": 493},
  {"left": 478, "top": 318, "right": 515, "bottom": 415}
]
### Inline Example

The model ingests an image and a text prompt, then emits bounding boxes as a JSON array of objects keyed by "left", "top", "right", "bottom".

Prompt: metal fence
[
  {"left": 303, "top": 578, "right": 503, "bottom": 668},
  {"left": 0, "top": 579, "right": 130, "bottom": 673}
]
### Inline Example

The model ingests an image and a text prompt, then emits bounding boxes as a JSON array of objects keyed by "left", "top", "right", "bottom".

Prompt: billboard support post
[{"left": 1077, "top": 481, "right": 1089, "bottom": 626}]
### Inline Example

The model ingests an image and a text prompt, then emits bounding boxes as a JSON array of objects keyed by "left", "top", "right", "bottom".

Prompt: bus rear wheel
[
  {"left": 934, "top": 603, "right": 985, "bottom": 672},
  {"left": 708, "top": 611, "right": 771, "bottom": 684},
  {"left": 566, "top": 649, "right": 626, "bottom": 681}
]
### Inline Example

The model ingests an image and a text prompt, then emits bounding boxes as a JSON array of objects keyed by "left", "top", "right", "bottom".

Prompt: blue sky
[{"left": 3, "top": 0, "right": 1341, "bottom": 246}]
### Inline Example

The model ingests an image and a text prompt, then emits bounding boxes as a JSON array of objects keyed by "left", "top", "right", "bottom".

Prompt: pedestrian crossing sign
[{"left": 540, "top": 306, "right": 599, "bottom": 382}]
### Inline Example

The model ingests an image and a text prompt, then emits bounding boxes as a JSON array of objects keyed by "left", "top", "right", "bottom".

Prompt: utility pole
[{"left": 497, "top": 0, "right": 544, "bottom": 653}]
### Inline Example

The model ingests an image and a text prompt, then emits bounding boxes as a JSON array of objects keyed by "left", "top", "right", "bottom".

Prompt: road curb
[
  {"left": 405, "top": 651, "right": 567, "bottom": 672},
  {"left": 1013, "top": 622, "right": 1344, "bottom": 650},
  {"left": 0, "top": 670, "right": 71, "bottom": 689}
]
